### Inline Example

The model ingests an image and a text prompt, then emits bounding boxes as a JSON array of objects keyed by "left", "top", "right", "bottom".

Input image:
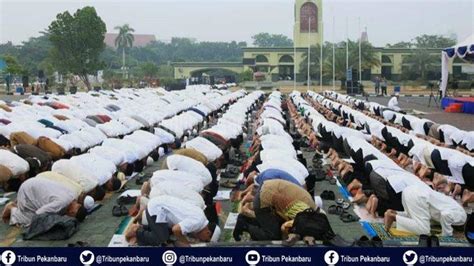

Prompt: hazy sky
[{"left": 0, "top": 0, "right": 473, "bottom": 47}]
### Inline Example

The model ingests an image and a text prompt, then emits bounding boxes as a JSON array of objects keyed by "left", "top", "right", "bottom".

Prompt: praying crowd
[
  {"left": 0, "top": 86, "right": 248, "bottom": 240},
  {"left": 1, "top": 86, "right": 473, "bottom": 247}
]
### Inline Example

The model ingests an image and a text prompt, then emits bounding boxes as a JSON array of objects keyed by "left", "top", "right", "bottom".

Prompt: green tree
[
  {"left": 18, "top": 35, "right": 52, "bottom": 75},
  {"left": 299, "top": 44, "right": 328, "bottom": 81},
  {"left": 252, "top": 33, "right": 293, "bottom": 47},
  {"left": 139, "top": 62, "right": 158, "bottom": 80},
  {"left": 239, "top": 69, "right": 254, "bottom": 82},
  {"left": 386, "top": 41, "right": 413, "bottom": 48},
  {"left": 114, "top": 24, "right": 135, "bottom": 77},
  {"left": 47, "top": 6, "right": 106, "bottom": 90},
  {"left": 402, "top": 49, "right": 438, "bottom": 80},
  {"left": 1, "top": 55, "right": 23, "bottom": 75},
  {"left": 1, "top": 55, "right": 23, "bottom": 93},
  {"left": 300, "top": 40, "right": 380, "bottom": 86},
  {"left": 157, "top": 65, "right": 174, "bottom": 78},
  {"left": 413, "top": 34, "right": 456, "bottom": 48}
]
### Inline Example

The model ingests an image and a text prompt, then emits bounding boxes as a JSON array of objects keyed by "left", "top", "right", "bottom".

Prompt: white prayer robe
[{"left": 397, "top": 185, "right": 467, "bottom": 236}]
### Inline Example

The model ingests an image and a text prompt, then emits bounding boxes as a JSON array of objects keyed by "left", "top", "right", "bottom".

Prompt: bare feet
[
  {"left": 347, "top": 179, "right": 362, "bottom": 192},
  {"left": 2, "top": 202, "right": 16, "bottom": 223},
  {"left": 366, "top": 195, "right": 379, "bottom": 217},
  {"left": 384, "top": 210, "right": 397, "bottom": 231},
  {"left": 283, "top": 233, "right": 300, "bottom": 247},
  {"left": 303, "top": 236, "right": 315, "bottom": 246},
  {"left": 352, "top": 191, "right": 368, "bottom": 204},
  {"left": 452, "top": 184, "right": 462, "bottom": 199},
  {"left": 462, "top": 189, "right": 474, "bottom": 205},
  {"left": 340, "top": 165, "right": 354, "bottom": 179}
]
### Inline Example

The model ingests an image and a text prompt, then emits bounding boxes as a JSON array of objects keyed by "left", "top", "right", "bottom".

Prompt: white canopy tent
[{"left": 440, "top": 34, "right": 474, "bottom": 97}]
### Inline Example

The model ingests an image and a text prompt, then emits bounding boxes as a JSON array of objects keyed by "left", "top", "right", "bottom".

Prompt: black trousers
[
  {"left": 136, "top": 210, "right": 169, "bottom": 246},
  {"left": 243, "top": 208, "right": 284, "bottom": 241}
]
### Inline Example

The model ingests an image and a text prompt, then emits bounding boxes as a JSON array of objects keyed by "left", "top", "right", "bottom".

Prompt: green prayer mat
[{"left": 369, "top": 222, "right": 468, "bottom": 244}]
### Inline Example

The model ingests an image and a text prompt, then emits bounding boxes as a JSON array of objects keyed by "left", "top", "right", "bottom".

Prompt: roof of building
[{"left": 104, "top": 33, "right": 156, "bottom": 48}]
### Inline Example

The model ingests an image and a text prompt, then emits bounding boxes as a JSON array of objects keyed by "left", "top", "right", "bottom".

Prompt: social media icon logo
[
  {"left": 403, "top": 250, "right": 418, "bottom": 265},
  {"left": 324, "top": 250, "right": 339, "bottom": 265},
  {"left": 245, "top": 250, "right": 260, "bottom": 265},
  {"left": 162, "top": 250, "right": 177, "bottom": 265},
  {"left": 79, "top": 250, "right": 95, "bottom": 265},
  {"left": 1, "top": 250, "right": 16, "bottom": 265}
]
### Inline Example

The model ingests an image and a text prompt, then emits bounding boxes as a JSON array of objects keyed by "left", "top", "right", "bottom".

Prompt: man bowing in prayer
[
  {"left": 124, "top": 195, "right": 218, "bottom": 247},
  {"left": 2, "top": 178, "right": 87, "bottom": 227}
]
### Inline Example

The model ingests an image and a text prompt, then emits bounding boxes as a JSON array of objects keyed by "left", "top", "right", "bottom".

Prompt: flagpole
[
  {"left": 332, "top": 16, "right": 335, "bottom": 90},
  {"left": 346, "top": 17, "right": 349, "bottom": 75},
  {"left": 307, "top": 17, "right": 311, "bottom": 92},
  {"left": 320, "top": 21, "right": 323, "bottom": 92},
  {"left": 294, "top": 22, "right": 297, "bottom": 91},
  {"left": 358, "top": 17, "right": 362, "bottom": 84}
]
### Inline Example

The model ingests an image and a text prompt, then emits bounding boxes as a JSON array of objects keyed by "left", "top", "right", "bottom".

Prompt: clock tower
[{"left": 294, "top": 0, "right": 323, "bottom": 48}]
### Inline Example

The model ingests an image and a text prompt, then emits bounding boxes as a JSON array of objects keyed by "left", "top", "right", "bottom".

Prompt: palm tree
[
  {"left": 301, "top": 40, "right": 380, "bottom": 88},
  {"left": 114, "top": 24, "right": 135, "bottom": 78},
  {"left": 402, "top": 49, "right": 438, "bottom": 80}
]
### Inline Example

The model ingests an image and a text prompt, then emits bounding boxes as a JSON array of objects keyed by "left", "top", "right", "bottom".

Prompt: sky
[{"left": 0, "top": 0, "right": 473, "bottom": 47}]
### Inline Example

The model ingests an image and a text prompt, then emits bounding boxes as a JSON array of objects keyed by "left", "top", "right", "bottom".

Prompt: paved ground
[{"left": 359, "top": 96, "right": 474, "bottom": 131}]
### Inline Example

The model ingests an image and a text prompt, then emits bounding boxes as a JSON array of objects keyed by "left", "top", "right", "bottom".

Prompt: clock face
[{"left": 300, "top": 2, "right": 318, "bottom": 33}]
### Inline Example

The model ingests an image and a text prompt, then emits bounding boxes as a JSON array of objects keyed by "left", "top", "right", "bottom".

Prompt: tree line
[{"left": 0, "top": 5, "right": 457, "bottom": 90}]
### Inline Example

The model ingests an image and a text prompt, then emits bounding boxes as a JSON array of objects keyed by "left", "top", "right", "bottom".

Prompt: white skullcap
[
  {"left": 210, "top": 226, "right": 221, "bottom": 243},
  {"left": 83, "top": 196, "right": 95, "bottom": 210},
  {"left": 314, "top": 196, "right": 323, "bottom": 209},
  {"left": 158, "top": 147, "right": 165, "bottom": 157}
]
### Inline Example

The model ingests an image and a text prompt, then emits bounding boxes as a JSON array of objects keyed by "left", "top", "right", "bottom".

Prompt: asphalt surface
[{"left": 359, "top": 96, "right": 474, "bottom": 131}]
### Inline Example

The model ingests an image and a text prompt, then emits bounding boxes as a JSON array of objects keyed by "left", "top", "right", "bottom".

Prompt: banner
[{"left": 1, "top": 247, "right": 473, "bottom": 266}]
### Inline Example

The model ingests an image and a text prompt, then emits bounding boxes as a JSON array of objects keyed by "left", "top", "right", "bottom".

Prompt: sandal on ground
[
  {"left": 340, "top": 212, "right": 360, "bottom": 223},
  {"left": 371, "top": 236, "right": 383, "bottom": 247},
  {"left": 220, "top": 180, "right": 237, "bottom": 188},
  {"left": 135, "top": 173, "right": 149, "bottom": 185},
  {"left": 328, "top": 205, "right": 345, "bottom": 215},
  {"left": 335, "top": 198, "right": 346, "bottom": 206},
  {"left": 112, "top": 205, "right": 123, "bottom": 217},
  {"left": 341, "top": 202, "right": 351, "bottom": 210},
  {"left": 117, "top": 195, "right": 136, "bottom": 205},
  {"left": 120, "top": 205, "right": 129, "bottom": 216},
  {"left": 67, "top": 241, "right": 89, "bottom": 247},
  {"left": 320, "top": 191, "right": 335, "bottom": 200}
]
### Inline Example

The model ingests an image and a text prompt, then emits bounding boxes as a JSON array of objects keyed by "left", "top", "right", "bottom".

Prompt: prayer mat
[
  {"left": 107, "top": 217, "right": 133, "bottom": 247},
  {"left": 0, "top": 226, "right": 21, "bottom": 247},
  {"left": 369, "top": 222, "right": 468, "bottom": 244}
]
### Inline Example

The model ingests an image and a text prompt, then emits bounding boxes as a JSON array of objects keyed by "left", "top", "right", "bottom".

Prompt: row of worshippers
[
  {"left": 230, "top": 91, "right": 350, "bottom": 246},
  {"left": 315, "top": 91, "right": 474, "bottom": 206},
  {"left": 293, "top": 91, "right": 467, "bottom": 237},
  {"left": 325, "top": 91, "right": 474, "bottom": 154},
  {"left": 0, "top": 88, "right": 244, "bottom": 159},
  {"left": 123, "top": 91, "right": 265, "bottom": 246},
  {"left": 0, "top": 88, "right": 245, "bottom": 191},
  {"left": 1, "top": 88, "right": 248, "bottom": 229}
]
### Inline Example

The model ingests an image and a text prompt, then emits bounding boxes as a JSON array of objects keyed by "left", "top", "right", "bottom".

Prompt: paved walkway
[{"left": 359, "top": 96, "right": 474, "bottom": 131}]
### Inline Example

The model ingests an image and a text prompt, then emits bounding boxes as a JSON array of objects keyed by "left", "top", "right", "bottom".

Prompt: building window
[
  {"left": 300, "top": 2, "right": 318, "bottom": 33},
  {"left": 255, "top": 55, "right": 269, "bottom": 63},
  {"left": 381, "top": 55, "right": 392, "bottom": 64},
  {"left": 279, "top": 55, "right": 294, "bottom": 63}
]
